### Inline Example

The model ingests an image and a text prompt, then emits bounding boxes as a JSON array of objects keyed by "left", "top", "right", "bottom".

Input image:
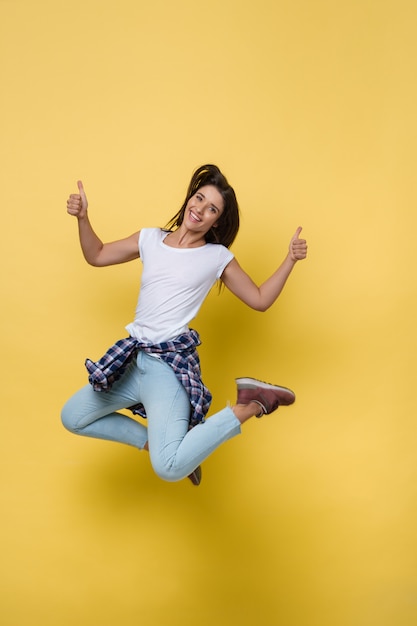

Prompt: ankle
[{"left": 232, "top": 402, "right": 262, "bottom": 424}]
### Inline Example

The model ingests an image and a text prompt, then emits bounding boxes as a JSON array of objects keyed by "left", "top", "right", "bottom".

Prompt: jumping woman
[{"left": 62, "top": 164, "right": 307, "bottom": 486}]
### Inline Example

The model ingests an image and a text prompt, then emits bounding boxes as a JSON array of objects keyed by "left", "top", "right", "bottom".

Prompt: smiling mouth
[{"left": 189, "top": 210, "right": 201, "bottom": 222}]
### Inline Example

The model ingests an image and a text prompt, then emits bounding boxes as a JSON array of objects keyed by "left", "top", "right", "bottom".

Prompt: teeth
[{"left": 190, "top": 211, "right": 201, "bottom": 222}]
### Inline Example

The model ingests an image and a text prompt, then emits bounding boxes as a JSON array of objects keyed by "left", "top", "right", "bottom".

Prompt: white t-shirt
[{"left": 126, "top": 228, "right": 234, "bottom": 343}]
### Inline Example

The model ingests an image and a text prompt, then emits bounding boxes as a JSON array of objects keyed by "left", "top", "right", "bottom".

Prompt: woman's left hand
[{"left": 289, "top": 227, "right": 308, "bottom": 262}]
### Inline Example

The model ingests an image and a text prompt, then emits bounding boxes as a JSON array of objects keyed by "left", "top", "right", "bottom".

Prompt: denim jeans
[{"left": 61, "top": 351, "right": 241, "bottom": 481}]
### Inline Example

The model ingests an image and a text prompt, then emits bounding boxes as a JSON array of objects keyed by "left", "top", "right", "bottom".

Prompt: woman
[{"left": 62, "top": 164, "right": 307, "bottom": 486}]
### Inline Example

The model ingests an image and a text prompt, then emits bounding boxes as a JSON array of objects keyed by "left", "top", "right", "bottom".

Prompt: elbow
[
  {"left": 251, "top": 301, "right": 270, "bottom": 313},
  {"left": 83, "top": 253, "right": 103, "bottom": 267}
]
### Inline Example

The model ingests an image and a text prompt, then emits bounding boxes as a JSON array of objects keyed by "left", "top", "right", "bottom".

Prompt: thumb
[
  {"left": 77, "top": 180, "right": 86, "bottom": 196},
  {"left": 292, "top": 226, "right": 303, "bottom": 240},
  {"left": 77, "top": 180, "right": 88, "bottom": 207}
]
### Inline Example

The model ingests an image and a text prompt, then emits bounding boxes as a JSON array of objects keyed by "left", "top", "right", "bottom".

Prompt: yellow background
[{"left": 1, "top": 0, "right": 417, "bottom": 624}]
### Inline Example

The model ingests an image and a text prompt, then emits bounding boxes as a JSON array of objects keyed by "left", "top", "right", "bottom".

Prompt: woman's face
[{"left": 183, "top": 185, "right": 224, "bottom": 235}]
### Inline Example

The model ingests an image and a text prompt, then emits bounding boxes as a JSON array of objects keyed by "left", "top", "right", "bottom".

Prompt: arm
[
  {"left": 66, "top": 181, "right": 140, "bottom": 267},
  {"left": 221, "top": 227, "right": 307, "bottom": 311}
]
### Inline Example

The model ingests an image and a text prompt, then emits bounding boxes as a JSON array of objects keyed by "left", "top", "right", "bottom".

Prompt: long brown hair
[{"left": 165, "top": 164, "right": 240, "bottom": 248}]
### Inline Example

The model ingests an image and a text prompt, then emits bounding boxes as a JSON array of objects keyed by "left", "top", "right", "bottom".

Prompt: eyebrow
[{"left": 198, "top": 192, "right": 221, "bottom": 212}]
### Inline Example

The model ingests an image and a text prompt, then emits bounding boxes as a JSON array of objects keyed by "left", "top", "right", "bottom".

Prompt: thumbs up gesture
[
  {"left": 67, "top": 180, "right": 88, "bottom": 219},
  {"left": 289, "top": 227, "right": 307, "bottom": 262}
]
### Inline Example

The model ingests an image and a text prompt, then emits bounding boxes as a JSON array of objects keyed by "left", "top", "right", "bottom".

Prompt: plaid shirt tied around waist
[{"left": 85, "top": 329, "right": 212, "bottom": 427}]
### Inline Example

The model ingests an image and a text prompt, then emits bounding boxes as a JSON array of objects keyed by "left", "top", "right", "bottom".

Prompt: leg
[
  {"left": 61, "top": 361, "right": 148, "bottom": 449},
  {"left": 138, "top": 353, "right": 241, "bottom": 482}
]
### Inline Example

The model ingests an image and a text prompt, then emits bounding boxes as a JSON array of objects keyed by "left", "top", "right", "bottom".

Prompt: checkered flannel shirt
[{"left": 85, "top": 329, "right": 212, "bottom": 427}]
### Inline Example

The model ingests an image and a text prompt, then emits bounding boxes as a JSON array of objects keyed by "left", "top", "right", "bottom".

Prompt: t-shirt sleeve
[
  {"left": 138, "top": 228, "right": 156, "bottom": 261},
  {"left": 216, "top": 247, "right": 234, "bottom": 279}
]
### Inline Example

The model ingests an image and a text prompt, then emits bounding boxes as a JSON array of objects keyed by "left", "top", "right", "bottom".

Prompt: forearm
[
  {"left": 257, "top": 254, "right": 297, "bottom": 311},
  {"left": 222, "top": 253, "right": 300, "bottom": 311},
  {"left": 77, "top": 214, "right": 104, "bottom": 265},
  {"left": 222, "top": 227, "right": 307, "bottom": 309},
  {"left": 67, "top": 181, "right": 139, "bottom": 267}
]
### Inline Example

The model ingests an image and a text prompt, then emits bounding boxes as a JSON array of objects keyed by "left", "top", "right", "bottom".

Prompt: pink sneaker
[{"left": 236, "top": 377, "right": 296, "bottom": 416}]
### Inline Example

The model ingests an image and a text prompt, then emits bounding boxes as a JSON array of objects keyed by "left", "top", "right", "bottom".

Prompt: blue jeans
[{"left": 61, "top": 351, "right": 241, "bottom": 481}]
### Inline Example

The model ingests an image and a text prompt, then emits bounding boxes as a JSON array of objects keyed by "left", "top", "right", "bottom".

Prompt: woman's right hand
[{"left": 67, "top": 180, "right": 88, "bottom": 219}]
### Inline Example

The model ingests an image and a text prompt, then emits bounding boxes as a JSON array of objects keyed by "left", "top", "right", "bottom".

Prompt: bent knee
[
  {"left": 150, "top": 459, "right": 183, "bottom": 483},
  {"left": 61, "top": 403, "right": 79, "bottom": 433}
]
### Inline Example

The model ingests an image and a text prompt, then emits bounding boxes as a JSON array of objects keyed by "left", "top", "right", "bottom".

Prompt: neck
[{"left": 165, "top": 226, "right": 206, "bottom": 248}]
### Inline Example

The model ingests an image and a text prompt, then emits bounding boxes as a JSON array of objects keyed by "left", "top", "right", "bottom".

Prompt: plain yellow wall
[{"left": 1, "top": 0, "right": 417, "bottom": 625}]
